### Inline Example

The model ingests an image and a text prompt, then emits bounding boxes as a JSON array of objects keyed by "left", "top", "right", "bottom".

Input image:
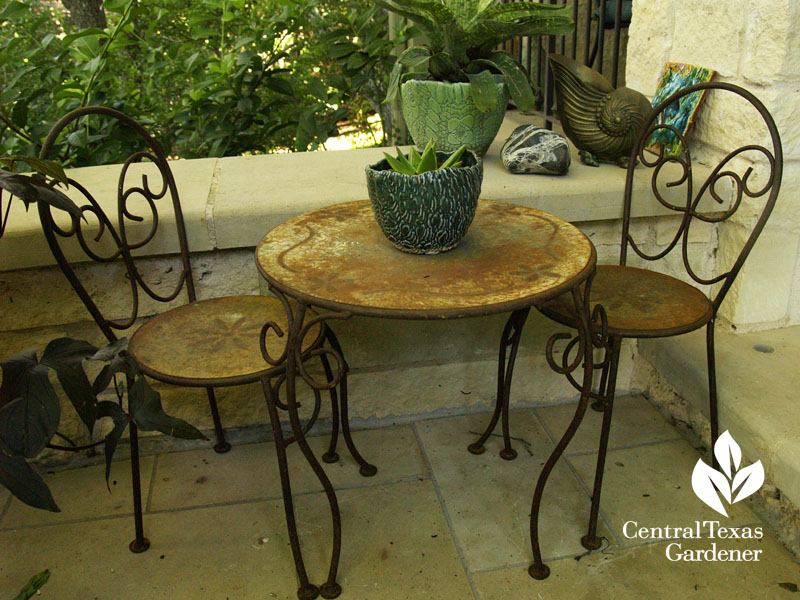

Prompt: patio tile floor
[{"left": 1, "top": 395, "right": 798, "bottom": 599}]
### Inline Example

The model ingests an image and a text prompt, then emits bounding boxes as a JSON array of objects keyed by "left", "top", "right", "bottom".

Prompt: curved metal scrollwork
[
  {"left": 268, "top": 372, "right": 324, "bottom": 444},
  {"left": 260, "top": 284, "right": 352, "bottom": 393},
  {"left": 545, "top": 278, "right": 611, "bottom": 398},
  {"left": 37, "top": 106, "right": 194, "bottom": 339},
  {"left": 621, "top": 82, "right": 782, "bottom": 309}
]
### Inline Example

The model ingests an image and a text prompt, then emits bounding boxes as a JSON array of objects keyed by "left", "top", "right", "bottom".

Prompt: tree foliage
[{"left": 0, "top": 0, "right": 404, "bottom": 164}]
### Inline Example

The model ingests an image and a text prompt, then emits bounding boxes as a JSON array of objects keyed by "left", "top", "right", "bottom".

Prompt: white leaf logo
[{"left": 691, "top": 430, "right": 764, "bottom": 517}]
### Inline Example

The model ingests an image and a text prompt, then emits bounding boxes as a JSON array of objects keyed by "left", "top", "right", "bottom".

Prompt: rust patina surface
[
  {"left": 542, "top": 264, "right": 714, "bottom": 337},
  {"left": 129, "top": 295, "right": 320, "bottom": 385},
  {"left": 256, "top": 200, "right": 594, "bottom": 319}
]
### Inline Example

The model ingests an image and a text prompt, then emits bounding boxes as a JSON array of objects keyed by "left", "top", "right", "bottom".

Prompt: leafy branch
[{"left": 0, "top": 338, "right": 207, "bottom": 512}]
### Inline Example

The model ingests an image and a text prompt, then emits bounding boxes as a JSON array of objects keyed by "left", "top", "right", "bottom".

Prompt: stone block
[
  {"left": 741, "top": 0, "right": 800, "bottom": 84},
  {"left": 212, "top": 148, "right": 389, "bottom": 251},
  {"left": 626, "top": 0, "right": 677, "bottom": 96},
  {"left": 655, "top": 215, "right": 717, "bottom": 245},
  {"left": 694, "top": 83, "right": 799, "bottom": 162},
  {"left": 718, "top": 223, "right": 796, "bottom": 326},
  {"left": 767, "top": 162, "right": 800, "bottom": 233},
  {"left": 0, "top": 249, "right": 259, "bottom": 332},
  {"left": 672, "top": 0, "right": 745, "bottom": 78},
  {"left": 0, "top": 158, "right": 218, "bottom": 271}
]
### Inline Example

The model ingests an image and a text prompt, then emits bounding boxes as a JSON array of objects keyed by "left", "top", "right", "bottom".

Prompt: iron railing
[{"left": 500, "top": 0, "right": 632, "bottom": 129}]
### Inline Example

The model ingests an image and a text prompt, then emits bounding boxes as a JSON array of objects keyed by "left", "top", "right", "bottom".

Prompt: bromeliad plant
[
  {"left": 383, "top": 139, "right": 467, "bottom": 174},
  {"left": 380, "top": 0, "right": 573, "bottom": 112}
]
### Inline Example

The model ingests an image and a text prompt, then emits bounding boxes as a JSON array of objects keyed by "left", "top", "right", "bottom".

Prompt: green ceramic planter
[
  {"left": 365, "top": 150, "right": 483, "bottom": 254},
  {"left": 401, "top": 79, "right": 509, "bottom": 157}
]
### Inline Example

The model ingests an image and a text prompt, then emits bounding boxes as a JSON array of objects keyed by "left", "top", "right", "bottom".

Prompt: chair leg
[
  {"left": 261, "top": 377, "right": 320, "bottom": 600},
  {"left": 468, "top": 308, "right": 530, "bottom": 459},
  {"left": 323, "top": 328, "right": 376, "bottom": 477},
  {"left": 128, "top": 421, "right": 151, "bottom": 553},
  {"left": 206, "top": 387, "right": 231, "bottom": 453},
  {"left": 582, "top": 336, "right": 622, "bottom": 551},
  {"left": 707, "top": 322, "right": 719, "bottom": 470}
]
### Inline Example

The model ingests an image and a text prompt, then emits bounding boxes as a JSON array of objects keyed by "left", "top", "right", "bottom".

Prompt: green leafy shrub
[{"left": 0, "top": 0, "right": 402, "bottom": 163}]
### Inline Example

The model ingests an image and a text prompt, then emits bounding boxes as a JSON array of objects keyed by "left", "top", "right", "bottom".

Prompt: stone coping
[
  {"left": 640, "top": 325, "right": 800, "bottom": 510},
  {"left": 0, "top": 111, "right": 719, "bottom": 272}
]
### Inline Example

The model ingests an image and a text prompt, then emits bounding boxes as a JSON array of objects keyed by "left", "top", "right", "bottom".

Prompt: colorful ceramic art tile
[{"left": 647, "top": 63, "right": 716, "bottom": 156}]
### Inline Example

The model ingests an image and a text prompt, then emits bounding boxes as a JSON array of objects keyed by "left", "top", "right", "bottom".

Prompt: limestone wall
[{"left": 626, "top": 0, "right": 800, "bottom": 331}]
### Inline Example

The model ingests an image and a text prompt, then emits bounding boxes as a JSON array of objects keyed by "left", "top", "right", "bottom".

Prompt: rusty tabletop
[{"left": 256, "top": 200, "right": 596, "bottom": 320}]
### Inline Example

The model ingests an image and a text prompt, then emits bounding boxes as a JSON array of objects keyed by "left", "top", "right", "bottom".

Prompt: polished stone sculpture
[
  {"left": 501, "top": 125, "right": 571, "bottom": 175},
  {"left": 549, "top": 54, "right": 651, "bottom": 167}
]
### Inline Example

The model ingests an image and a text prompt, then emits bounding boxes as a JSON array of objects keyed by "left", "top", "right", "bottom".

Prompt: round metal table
[{"left": 255, "top": 199, "right": 600, "bottom": 597}]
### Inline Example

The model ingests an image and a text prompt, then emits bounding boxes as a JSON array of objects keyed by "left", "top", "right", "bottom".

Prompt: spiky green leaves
[{"left": 383, "top": 139, "right": 466, "bottom": 174}]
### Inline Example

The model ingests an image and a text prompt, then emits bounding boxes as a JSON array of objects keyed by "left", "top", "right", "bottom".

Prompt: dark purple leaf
[
  {"left": 0, "top": 364, "right": 61, "bottom": 458},
  {"left": 129, "top": 377, "right": 206, "bottom": 440},
  {"left": 0, "top": 447, "right": 59, "bottom": 512},
  {"left": 92, "top": 354, "right": 136, "bottom": 395},
  {"left": 0, "top": 348, "right": 37, "bottom": 408},
  {"left": 41, "top": 338, "right": 99, "bottom": 433},
  {"left": 40, "top": 338, "right": 98, "bottom": 367},
  {"left": 96, "top": 401, "right": 129, "bottom": 488}
]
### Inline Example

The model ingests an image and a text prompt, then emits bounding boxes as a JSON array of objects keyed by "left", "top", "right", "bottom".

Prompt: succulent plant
[
  {"left": 383, "top": 139, "right": 467, "bottom": 174},
  {"left": 380, "top": 0, "right": 573, "bottom": 112}
]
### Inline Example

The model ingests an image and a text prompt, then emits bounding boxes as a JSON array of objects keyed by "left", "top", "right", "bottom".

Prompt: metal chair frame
[
  {"left": 541, "top": 81, "right": 783, "bottom": 552},
  {"left": 37, "top": 106, "right": 372, "bottom": 599}
]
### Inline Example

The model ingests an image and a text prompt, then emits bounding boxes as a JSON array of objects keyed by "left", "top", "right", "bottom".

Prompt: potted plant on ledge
[{"left": 380, "top": 0, "right": 574, "bottom": 156}]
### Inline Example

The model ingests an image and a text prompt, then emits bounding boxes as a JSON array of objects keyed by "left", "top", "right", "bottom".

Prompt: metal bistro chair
[
  {"left": 536, "top": 81, "right": 783, "bottom": 555},
  {"left": 37, "top": 106, "right": 374, "bottom": 597}
]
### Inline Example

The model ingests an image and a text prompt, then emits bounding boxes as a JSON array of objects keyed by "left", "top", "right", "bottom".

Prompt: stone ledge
[
  {"left": 639, "top": 324, "right": 800, "bottom": 510},
  {"left": 0, "top": 111, "right": 718, "bottom": 272}
]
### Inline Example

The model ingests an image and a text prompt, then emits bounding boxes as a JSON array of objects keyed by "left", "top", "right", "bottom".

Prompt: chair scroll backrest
[
  {"left": 620, "top": 81, "right": 783, "bottom": 313},
  {"left": 37, "top": 106, "right": 196, "bottom": 342}
]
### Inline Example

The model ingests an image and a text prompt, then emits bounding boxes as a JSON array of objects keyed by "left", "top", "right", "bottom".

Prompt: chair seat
[
  {"left": 540, "top": 265, "right": 713, "bottom": 338},
  {"left": 128, "top": 295, "right": 321, "bottom": 386}
]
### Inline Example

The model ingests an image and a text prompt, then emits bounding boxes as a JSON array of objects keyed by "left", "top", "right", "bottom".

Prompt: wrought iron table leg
[
  {"left": 529, "top": 288, "right": 596, "bottom": 579},
  {"left": 469, "top": 308, "right": 530, "bottom": 459},
  {"left": 324, "top": 328, "right": 377, "bottom": 477},
  {"left": 261, "top": 377, "right": 319, "bottom": 600},
  {"left": 582, "top": 335, "right": 621, "bottom": 550},
  {"left": 286, "top": 304, "right": 342, "bottom": 599},
  {"left": 319, "top": 351, "right": 341, "bottom": 464},
  {"left": 590, "top": 350, "right": 611, "bottom": 413}
]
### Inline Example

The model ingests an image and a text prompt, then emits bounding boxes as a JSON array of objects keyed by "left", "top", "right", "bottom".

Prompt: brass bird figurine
[{"left": 549, "top": 54, "right": 652, "bottom": 168}]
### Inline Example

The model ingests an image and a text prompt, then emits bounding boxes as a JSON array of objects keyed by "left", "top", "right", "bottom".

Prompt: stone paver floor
[{"left": 1, "top": 395, "right": 798, "bottom": 599}]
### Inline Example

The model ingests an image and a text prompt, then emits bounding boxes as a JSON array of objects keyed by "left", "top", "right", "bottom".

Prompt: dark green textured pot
[
  {"left": 365, "top": 151, "right": 483, "bottom": 254},
  {"left": 401, "top": 79, "right": 509, "bottom": 157}
]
